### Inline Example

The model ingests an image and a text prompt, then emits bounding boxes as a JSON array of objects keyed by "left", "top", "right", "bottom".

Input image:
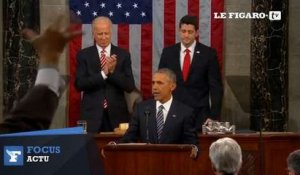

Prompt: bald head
[{"left": 92, "top": 16, "right": 112, "bottom": 48}]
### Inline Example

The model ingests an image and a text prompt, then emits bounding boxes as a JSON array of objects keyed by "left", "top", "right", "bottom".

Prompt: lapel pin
[
  {"left": 172, "top": 114, "right": 176, "bottom": 118},
  {"left": 196, "top": 51, "right": 200, "bottom": 54}
]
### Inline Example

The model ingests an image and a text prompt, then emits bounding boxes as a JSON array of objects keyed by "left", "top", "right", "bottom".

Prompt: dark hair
[
  {"left": 155, "top": 68, "right": 177, "bottom": 83},
  {"left": 179, "top": 15, "right": 198, "bottom": 31}
]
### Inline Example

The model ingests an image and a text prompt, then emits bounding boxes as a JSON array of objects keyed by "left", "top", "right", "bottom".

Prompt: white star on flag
[
  {"left": 100, "top": 2, "right": 105, "bottom": 8},
  {"left": 116, "top": 3, "right": 122, "bottom": 8},
  {"left": 125, "top": 11, "right": 130, "bottom": 17}
]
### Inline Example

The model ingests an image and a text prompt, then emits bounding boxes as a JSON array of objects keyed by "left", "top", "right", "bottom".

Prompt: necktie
[
  {"left": 156, "top": 105, "right": 164, "bottom": 140},
  {"left": 182, "top": 49, "right": 191, "bottom": 81},
  {"left": 100, "top": 49, "right": 106, "bottom": 69},
  {"left": 100, "top": 49, "right": 108, "bottom": 109}
]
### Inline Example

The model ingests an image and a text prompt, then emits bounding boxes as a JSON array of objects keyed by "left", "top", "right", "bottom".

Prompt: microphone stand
[
  {"left": 144, "top": 110, "right": 150, "bottom": 144},
  {"left": 259, "top": 114, "right": 265, "bottom": 175}
]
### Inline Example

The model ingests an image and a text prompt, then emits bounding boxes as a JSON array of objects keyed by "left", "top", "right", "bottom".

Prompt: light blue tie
[{"left": 156, "top": 105, "right": 164, "bottom": 140}]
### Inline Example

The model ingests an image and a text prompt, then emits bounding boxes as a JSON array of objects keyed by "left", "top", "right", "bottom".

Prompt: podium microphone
[{"left": 144, "top": 107, "right": 151, "bottom": 144}]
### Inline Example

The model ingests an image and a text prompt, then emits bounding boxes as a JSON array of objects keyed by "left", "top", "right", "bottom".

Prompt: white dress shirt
[
  {"left": 180, "top": 40, "right": 196, "bottom": 70},
  {"left": 156, "top": 97, "right": 173, "bottom": 123},
  {"left": 96, "top": 44, "right": 111, "bottom": 80}
]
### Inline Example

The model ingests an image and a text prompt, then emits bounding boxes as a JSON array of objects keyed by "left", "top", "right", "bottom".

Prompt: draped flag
[{"left": 68, "top": 0, "right": 224, "bottom": 126}]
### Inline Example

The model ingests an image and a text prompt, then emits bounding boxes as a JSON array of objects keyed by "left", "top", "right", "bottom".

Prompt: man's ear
[
  {"left": 195, "top": 29, "right": 199, "bottom": 38},
  {"left": 171, "top": 83, "right": 176, "bottom": 91}
]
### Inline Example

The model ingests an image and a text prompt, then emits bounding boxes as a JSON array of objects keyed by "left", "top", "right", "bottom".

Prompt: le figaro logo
[
  {"left": 3, "top": 145, "right": 61, "bottom": 166},
  {"left": 214, "top": 11, "right": 281, "bottom": 21}
]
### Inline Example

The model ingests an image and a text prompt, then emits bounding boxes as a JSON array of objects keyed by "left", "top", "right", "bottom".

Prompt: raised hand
[{"left": 22, "top": 15, "right": 82, "bottom": 67}]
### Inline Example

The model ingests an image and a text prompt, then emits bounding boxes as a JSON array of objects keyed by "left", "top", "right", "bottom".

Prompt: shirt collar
[
  {"left": 180, "top": 40, "right": 196, "bottom": 53},
  {"left": 96, "top": 43, "right": 111, "bottom": 54},
  {"left": 156, "top": 96, "right": 173, "bottom": 112}
]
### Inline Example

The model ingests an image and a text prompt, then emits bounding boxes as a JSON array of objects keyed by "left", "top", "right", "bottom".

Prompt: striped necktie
[
  {"left": 100, "top": 49, "right": 106, "bottom": 69},
  {"left": 156, "top": 105, "right": 164, "bottom": 140},
  {"left": 100, "top": 49, "right": 108, "bottom": 109}
]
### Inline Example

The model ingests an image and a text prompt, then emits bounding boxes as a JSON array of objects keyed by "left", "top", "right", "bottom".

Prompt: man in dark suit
[
  {"left": 75, "top": 16, "right": 135, "bottom": 133},
  {"left": 0, "top": 16, "right": 81, "bottom": 134},
  {"left": 159, "top": 15, "right": 223, "bottom": 130},
  {"left": 119, "top": 68, "right": 198, "bottom": 145}
]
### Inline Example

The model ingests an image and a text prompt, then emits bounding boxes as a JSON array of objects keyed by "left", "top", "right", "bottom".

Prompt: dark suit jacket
[
  {"left": 119, "top": 99, "right": 198, "bottom": 145},
  {"left": 159, "top": 42, "right": 223, "bottom": 129},
  {"left": 0, "top": 85, "right": 59, "bottom": 134},
  {"left": 75, "top": 45, "right": 135, "bottom": 132}
]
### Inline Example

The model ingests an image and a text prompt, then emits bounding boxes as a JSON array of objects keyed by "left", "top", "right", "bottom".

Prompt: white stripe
[
  {"left": 152, "top": 0, "right": 164, "bottom": 74},
  {"left": 176, "top": 0, "right": 187, "bottom": 43},
  {"left": 112, "top": 24, "right": 118, "bottom": 45},
  {"left": 129, "top": 25, "right": 141, "bottom": 89},
  {"left": 199, "top": 0, "right": 211, "bottom": 46},
  {"left": 82, "top": 24, "right": 93, "bottom": 49}
]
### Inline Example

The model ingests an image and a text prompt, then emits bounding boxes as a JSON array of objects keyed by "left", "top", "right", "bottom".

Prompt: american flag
[{"left": 68, "top": 0, "right": 224, "bottom": 126}]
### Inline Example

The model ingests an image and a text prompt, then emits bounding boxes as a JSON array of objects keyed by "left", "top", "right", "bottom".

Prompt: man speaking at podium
[{"left": 119, "top": 68, "right": 198, "bottom": 146}]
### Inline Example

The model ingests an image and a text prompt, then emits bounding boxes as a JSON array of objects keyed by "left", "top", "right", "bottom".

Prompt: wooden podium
[
  {"left": 101, "top": 144, "right": 198, "bottom": 175},
  {"left": 96, "top": 133, "right": 300, "bottom": 175}
]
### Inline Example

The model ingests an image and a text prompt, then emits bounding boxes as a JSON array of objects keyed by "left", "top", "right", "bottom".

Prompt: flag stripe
[
  {"left": 129, "top": 25, "right": 141, "bottom": 88},
  {"left": 68, "top": 24, "right": 83, "bottom": 127},
  {"left": 112, "top": 24, "right": 118, "bottom": 45},
  {"left": 175, "top": 1, "right": 187, "bottom": 42},
  {"left": 199, "top": 0, "right": 211, "bottom": 46},
  {"left": 211, "top": 0, "right": 224, "bottom": 73},
  {"left": 164, "top": 0, "right": 176, "bottom": 47},
  {"left": 152, "top": 0, "right": 164, "bottom": 73},
  {"left": 141, "top": 24, "right": 153, "bottom": 99},
  {"left": 118, "top": 24, "right": 129, "bottom": 51},
  {"left": 188, "top": 0, "right": 200, "bottom": 20},
  {"left": 189, "top": 0, "right": 200, "bottom": 41},
  {"left": 82, "top": 24, "right": 93, "bottom": 48}
]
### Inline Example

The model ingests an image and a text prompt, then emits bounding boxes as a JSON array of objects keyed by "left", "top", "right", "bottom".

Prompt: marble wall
[
  {"left": 288, "top": 0, "right": 300, "bottom": 131},
  {"left": 0, "top": 0, "right": 3, "bottom": 122},
  {"left": 250, "top": 0, "right": 288, "bottom": 131},
  {"left": 222, "top": 0, "right": 251, "bottom": 129},
  {"left": 3, "top": 0, "right": 39, "bottom": 116}
]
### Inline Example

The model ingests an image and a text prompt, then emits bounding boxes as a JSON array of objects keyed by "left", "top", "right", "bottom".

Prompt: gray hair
[
  {"left": 209, "top": 137, "right": 242, "bottom": 175},
  {"left": 287, "top": 149, "right": 300, "bottom": 175},
  {"left": 92, "top": 16, "right": 112, "bottom": 29},
  {"left": 154, "top": 68, "right": 176, "bottom": 83}
]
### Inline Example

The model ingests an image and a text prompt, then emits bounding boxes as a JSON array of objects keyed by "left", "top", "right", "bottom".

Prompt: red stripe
[
  {"left": 188, "top": 0, "right": 200, "bottom": 41},
  {"left": 118, "top": 24, "right": 129, "bottom": 51},
  {"left": 141, "top": 24, "right": 153, "bottom": 99},
  {"left": 211, "top": 0, "right": 224, "bottom": 75},
  {"left": 68, "top": 24, "right": 82, "bottom": 127},
  {"left": 164, "top": 0, "right": 176, "bottom": 47}
]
